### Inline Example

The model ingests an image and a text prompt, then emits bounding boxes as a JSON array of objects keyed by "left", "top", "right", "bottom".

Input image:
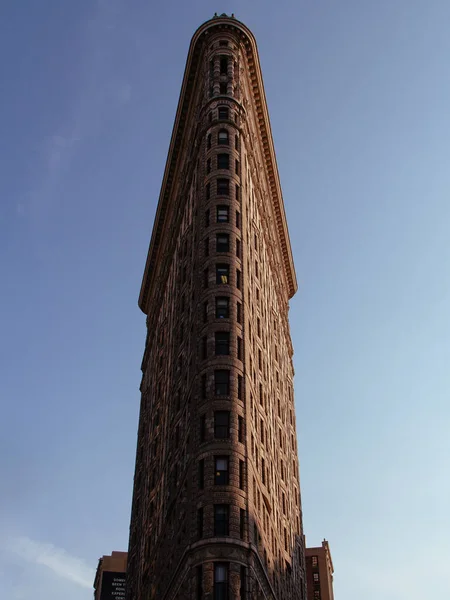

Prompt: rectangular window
[
  {"left": 235, "top": 135, "right": 239, "bottom": 150},
  {"left": 205, "top": 209, "right": 210, "bottom": 227},
  {"left": 217, "top": 178, "right": 229, "bottom": 196},
  {"left": 216, "top": 264, "right": 229, "bottom": 284},
  {"left": 207, "top": 158, "right": 211, "bottom": 174},
  {"left": 237, "top": 337, "right": 243, "bottom": 361},
  {"left": 200, "top": 414, "right": 206, "bottom": 442},
  {"left": 215, "top": 456, "right": 229, "bottom": 485},
  {"left": 218, "top": 106, "right": 229, "bottom": 120},
  {"left": 217, "top": 153, "right": 229, "bottom": 170},
  {"left": 240, "top": 565, "right": 246, "bottom": 599},
  {"left": 197, "top": 507, "right": 203, "bottom": 538},
  {"left": 206, "top": 183, "right": 211, "bottom": 200},
  {"left": 199, "top": 459, "right": 204, "bottom": 489},
  {"left": 312, "top": 556, "right": 318, "bottom": 567},
  {"left": 261, "top": 457, "right": 266, "bottom": 485},
  {"left": 217, "top": 204, "right": 229, "bottom": 222},
  {"left": 219, "top": 81, "right": 227, "bottom": 95},
  {"left": 240, "top": 508, "right": 245, "bottom": 539},
  {"left": 236, "top": 238, "right": 241, "bottom": 258},
  {"left": 214, "top": 563, "right": 229, "bottom": 600},
  {"left": 314, "top": 592, "right": 320, "bottom": 600},
  {"left": 220, "top": 57, "right": 228, "bottom": 74},
  {"left": 216, "top": 233, "right": 230, "bottom": 252},
  {"left": 215, "top": 331, "right": 230, "bottom": 355},
  {"left": 216, "top": 296, "right": 229, "bottom": 319},
  {"left": 238, "top": 415, "right": 244, "bottom": 441},
  {"left": 215, "top": 370, "right": 230, "bottom": 395},
  {"left": 236, "top": 210, "right": 240, "bottom": 229},
  {"left": 313, "top": 573, "right": 319, "bottom": 583},
  {"left": 235, "top": 184, "right": 240, "bottom": 201},
  {"left": 235, "top": 159, "right": 240, "bottom": 175},
  {"left": 214, "top": 505, "right": 229, "bottom": 536},
  {"left": 204, "top": 237, "right": 209, "bottom": 257},
  {"left": 237, "top": 302, "right": 242, "bottom": 323},
  {"left": 236, "top": 269, "right": 241, "bottom": 290},
  {"left": 203, "top": 301, "right": 208, "bottom": 323},
  {"left": 197, "top": 565, "right": 203, "bottom": 600},
  {"left": 239, "top": 460, "right": 244, "bottom": 490},
  {"left": 237, "top": 376, "right": 243, "bottom": 400},
  {"left": 218, "top": 129, "right": 229, "bottom": 145},
  {"left": 214, "top": 411, "right": 230, "bottom": 438},
  {"left": 201, "top": 336, "right": 207, "bottom": 360},
  {"left": 204, "top": 268, "right": 209, "bottom": 288}
]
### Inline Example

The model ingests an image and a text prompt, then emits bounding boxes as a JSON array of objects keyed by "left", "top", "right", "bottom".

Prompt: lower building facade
[{"left": 305, "top": 541, "right": 334, "bottom": 600}]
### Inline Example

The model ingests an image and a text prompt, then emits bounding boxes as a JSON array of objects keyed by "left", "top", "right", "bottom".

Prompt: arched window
[{"left": 218, "top": 129, "right": 229, "bottom": 145}]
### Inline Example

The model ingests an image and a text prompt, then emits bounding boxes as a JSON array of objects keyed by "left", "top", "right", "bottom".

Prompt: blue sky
[{"left": 1, "top": 1, "right": 449, "bottom": 598}]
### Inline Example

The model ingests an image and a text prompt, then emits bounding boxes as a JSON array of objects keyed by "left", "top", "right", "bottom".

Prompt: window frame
[
  {"left": 214, "top": 505, "right": 230, "bottom": 536},
  {"left": 214, "top": 456, "right": 229, "bottom": 485},
  {"left": 216, "top": 233, "right": 230, "bottom": 252},
  {"left": 215, "top": 331, "right": 230, "bottom": 356},
  {"left": 217, "top": 153, "right": 230, "bottom": 170},
  {"left": 218, "top": 106, "right": 229, "bottom": 120},
  {"left": 217, "top": 178, "right": 230, "bottom": 196},
  {"left": 218, "top": 129, "right": 229, "bottom": 145},
  {"left": 220, "top": 56, "right": 228, "bottom": 75},
  {"left": 214, "top": 562, "right": 229, "bottom": 600},
  {"left": 217, "top": 204, "right": 229, "bottom": 222},
  {"left": 214, "top": 410, "right": 230, "bottom": 438},
  {"left": 216, "top": 264, "right": 230, "bottom": 285},
  {"left": 214, "top": 370, "right": 230, "bottom": 396},
  {"left": 215, "top": 296, "right": 230, "bottom": 319}
]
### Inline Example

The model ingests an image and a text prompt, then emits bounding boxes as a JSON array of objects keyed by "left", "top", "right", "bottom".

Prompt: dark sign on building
[{"left": 100, "top": 571, "right": 126, "bottom": 600}]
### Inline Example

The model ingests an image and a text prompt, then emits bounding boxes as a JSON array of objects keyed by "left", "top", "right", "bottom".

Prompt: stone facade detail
[{"left": 127, "top": 14, "right": 306, "bottom": 600}]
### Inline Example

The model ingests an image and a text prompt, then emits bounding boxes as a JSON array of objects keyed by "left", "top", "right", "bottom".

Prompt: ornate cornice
[{"left": 138, "top": 15, "right": 297, "bottom": 314}]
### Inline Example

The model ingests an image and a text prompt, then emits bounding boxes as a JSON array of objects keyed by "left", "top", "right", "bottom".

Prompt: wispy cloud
[
  {"left": 26, "top": 0, "right": 131, "bottom": 222},
  {"left": 8, "top": 536, "right": 94, "bottom": 589}
]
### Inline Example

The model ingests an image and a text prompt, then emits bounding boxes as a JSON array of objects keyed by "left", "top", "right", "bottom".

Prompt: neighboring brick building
[
  {"left": 126, "top": 13, "right": 306, "bottom": 600},
  {"left": 305, "top": 541, "right": 334, "bottom": 600},
  {"left": 94, "top": 551, "right": 127, "bottom": 600}
]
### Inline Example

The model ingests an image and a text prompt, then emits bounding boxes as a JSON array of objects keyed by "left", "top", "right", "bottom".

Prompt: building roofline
[{"left": 138, "top": 15, "right": 297, "bottom": 314}]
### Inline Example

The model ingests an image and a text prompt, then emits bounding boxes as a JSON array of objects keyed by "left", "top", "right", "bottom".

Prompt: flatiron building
[{"left": 126, "top": 14, "right": 307, "bottom": 600}]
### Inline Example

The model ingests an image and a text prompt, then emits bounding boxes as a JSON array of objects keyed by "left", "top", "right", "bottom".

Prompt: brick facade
[
  {"left": 126, "top": 14, "right": 306, "bottom": 600},
  {"left": 305, "top": 542, "right": 334, "bottom": 600}
]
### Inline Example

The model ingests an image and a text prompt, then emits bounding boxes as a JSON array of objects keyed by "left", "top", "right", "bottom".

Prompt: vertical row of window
[{"left": 209, "top": 53, "right": 232, "bottom": 98}]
